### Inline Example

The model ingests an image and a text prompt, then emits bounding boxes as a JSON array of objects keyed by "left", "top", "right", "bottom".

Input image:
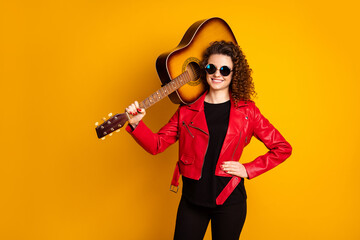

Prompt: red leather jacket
[{"left": 126, "top": 92, "right": 292, "bottom": 205}]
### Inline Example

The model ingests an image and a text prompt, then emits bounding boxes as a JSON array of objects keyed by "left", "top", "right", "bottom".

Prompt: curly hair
[{"left": 201, "top": 40, "right": 256, "bottom": 103}]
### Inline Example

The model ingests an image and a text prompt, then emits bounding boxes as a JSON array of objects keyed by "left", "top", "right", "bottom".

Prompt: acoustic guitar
[{"left": 95, "top": 17, "right": 237, "bottom": 139}]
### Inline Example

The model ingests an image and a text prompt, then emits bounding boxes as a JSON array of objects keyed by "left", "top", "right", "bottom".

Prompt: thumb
[{"left": 137, "top": 108, "right": 145, "bottom": 113}]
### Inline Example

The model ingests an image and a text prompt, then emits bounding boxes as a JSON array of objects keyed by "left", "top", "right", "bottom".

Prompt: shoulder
[
  {"left": 233, "top": 99, "right": 262, "bottom": 121},
  {"left": 234, "top": 99, "right": 256, "bottom": 109}
]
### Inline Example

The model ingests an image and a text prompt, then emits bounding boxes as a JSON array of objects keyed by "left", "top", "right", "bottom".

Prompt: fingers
[
  {"left": 221, "top": 161, "right": 240, "bottom": 172},
  {"left": 125, "top": 101, "right": 146, "bottom": 129},
  {"left": 134, "top": 101, "right": 146, "bottom": 114},
  {"left": 221, "top": 161, "right": 240, "bottom": 168},
  {"left": 221, "top": 161, "right": 248, "bottom": 178},
  {"left": 126, "top": 101, "right": 144, "bottom": 116}
]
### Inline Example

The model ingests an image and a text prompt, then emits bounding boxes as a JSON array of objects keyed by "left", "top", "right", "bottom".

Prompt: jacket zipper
[
  {"left": 182, "top": 121, "right": 194, "bottom": 138},
  {"left": 188, "top": 124, "right": 209, "bottom": 179},
  {"left": 231, "top": 131, "right": 242, "bottom": 161},
  {"left": 189, "top": 124, "right": 209, "bottom": 135}
]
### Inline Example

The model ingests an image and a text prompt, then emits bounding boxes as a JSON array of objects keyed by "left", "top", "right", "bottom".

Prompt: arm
[
  {"left": 242, "top": 103, "right": 292, "bottom": 179},
  {"left": 125, "top": 105, "right": 179, "bottom": 155}
]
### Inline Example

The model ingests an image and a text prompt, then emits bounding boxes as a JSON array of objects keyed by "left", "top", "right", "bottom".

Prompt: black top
[{"left": 182, "top": 100, "right": 247, "bottom": 207}]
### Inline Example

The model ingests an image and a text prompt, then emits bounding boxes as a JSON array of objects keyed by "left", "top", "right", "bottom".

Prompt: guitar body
[{"left": 156, "top": 17, "right": 237, "bottom": 105}]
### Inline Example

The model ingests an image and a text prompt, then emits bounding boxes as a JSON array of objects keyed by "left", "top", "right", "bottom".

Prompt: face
[{"left": 205, "top": 54, "right": 233, "bottom": 93}]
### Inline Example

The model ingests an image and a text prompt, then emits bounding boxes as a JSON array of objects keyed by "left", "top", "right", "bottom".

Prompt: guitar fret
[
  {"left": 160, "top": 88, "right": 165, "bottom": 97},
  {"left": 154, "top": 92, "right": 159, "bottom": 101},
  {"left": 174, "top": 79, "right": 178, "bottom": 88},
  {"left": 168, "top": 84, "right": 171, "bottom": 93},
  {"left": 138, "top": 70, "right": 194, "bottom": 111}
]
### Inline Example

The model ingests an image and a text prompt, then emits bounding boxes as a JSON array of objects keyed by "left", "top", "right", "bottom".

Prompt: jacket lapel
[
  {"left": 185, "top": 92, "right": 209, "bottom": 135},
  {"left": 218, "top": 98, "right": 248, "bottom": 160},
  {"left": 184, "top": 92, "right": 249, "bottom": 157}
]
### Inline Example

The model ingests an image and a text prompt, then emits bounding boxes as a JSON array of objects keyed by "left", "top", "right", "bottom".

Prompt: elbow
[
  {"left": 281, "top": 141, "right": 292, "bottom": 160},
  {"left": 149, "top": 150, "right": 158, "bottom": 155},
  {"left": 286, "top": 142, "right": 293, "bottom": 157},
  {"left": 274, "top": 141, "right": 292, "bottom": 162},
  {"left": 143, "top": 145, "right": 159, "bottom": 155}
]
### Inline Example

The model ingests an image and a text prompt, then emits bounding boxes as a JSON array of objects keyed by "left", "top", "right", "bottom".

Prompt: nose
[{"left": 213, "top": 69, "right": 221, "bottom": 77}]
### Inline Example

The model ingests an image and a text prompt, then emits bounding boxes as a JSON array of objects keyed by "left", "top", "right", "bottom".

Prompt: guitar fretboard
[{"left": 139, "top": 70, "right": 193, "bottom": 109}]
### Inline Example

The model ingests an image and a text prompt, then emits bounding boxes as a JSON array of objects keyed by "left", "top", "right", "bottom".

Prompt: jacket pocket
[{"left": 180, "top": 154, "right": 194, "bottom": 165}]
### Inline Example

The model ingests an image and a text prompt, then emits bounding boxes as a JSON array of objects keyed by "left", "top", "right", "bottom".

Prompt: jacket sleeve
[
  {"left": 125, "top": 108, "right": 180, "bottom": 155},
  {"left": 243, "top": 103, "right": 292, "bottom": 179}
]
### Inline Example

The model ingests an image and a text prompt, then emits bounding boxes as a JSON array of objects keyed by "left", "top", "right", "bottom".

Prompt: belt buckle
[{"left": 170, "top": 185, "right": 179, "bottom": 193}]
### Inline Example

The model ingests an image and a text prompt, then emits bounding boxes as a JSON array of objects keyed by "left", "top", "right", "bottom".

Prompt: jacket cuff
[
  {"left": 243, "top": 163, "right": 256, "bottom": 179},
  {"left": 126, "top": 120, "right": 144, "bottom": 134}
]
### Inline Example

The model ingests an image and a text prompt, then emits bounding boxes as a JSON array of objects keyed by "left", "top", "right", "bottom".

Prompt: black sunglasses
[{"left": 205, "top": 64, "right": 233, "bottom": 77}]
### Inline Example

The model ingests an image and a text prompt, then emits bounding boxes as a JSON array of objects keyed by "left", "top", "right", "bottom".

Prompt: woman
[{"left": 125, "top": 41, "right": 292, "bottom": 240}]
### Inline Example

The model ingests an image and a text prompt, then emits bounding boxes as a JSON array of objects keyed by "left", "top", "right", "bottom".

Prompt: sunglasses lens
[
  {"left": 220, "top": 66, "right": 231, "bottom": 76},
  {"left": 205, "top": 64, "right": 232, "bottom": 76},
  {"left": 205, "top": 64, "right": 216, "bottom": 74}
]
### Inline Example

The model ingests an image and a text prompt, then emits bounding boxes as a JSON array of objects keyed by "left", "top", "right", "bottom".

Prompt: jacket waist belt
[{"left": 170, "top": 164, "right": 241, "bottom": 205}]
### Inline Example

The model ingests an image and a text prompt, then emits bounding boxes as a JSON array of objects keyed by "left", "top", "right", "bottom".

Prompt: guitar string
[{"left": 140, "top": 70, "right": 193, "bottom": 109}]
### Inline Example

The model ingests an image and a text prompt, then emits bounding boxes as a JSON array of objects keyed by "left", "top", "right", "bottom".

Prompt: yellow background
[{"left": 1, "top": 0, "right": 359, "bottom": 239}]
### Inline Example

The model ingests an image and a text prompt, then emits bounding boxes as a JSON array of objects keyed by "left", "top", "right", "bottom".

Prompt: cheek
[
  {"left": 225, "top": 75, "right": 232, "bottom": 83},
  {"left": 227, "top": 74, "right": 233, "bottom": 84},
  {"left": 206, "top": 74, "right": 212, "bottom": 83}
]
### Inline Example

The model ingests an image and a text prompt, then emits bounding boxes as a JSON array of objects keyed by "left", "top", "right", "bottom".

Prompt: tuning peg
[
  {"left": 102, "top": 117, "right": 107, "bottom": 121},
  {"left": 108, "top": 113, "right": 113, "bottom": 117},
  {"left": 109, "top": 133, "right": 113, "bottom": 136},
  {"left": 101, "top": 137, "right": 106, "bottom": 140},
  {"left": 95, "top": 122, "right": 99, "bottom": 126},
  {"left": 116, "top": 129, "right": 120, "bottom": 133}
]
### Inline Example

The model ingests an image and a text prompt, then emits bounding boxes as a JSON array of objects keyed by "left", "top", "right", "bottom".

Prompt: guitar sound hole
[{"left": 185, "top": 62, "right": 201, "bottom": 85}]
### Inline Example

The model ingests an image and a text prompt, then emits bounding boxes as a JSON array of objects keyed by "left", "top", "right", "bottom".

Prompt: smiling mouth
[{"left": 211, "top": 78, "right": 224, "bottom": 83}]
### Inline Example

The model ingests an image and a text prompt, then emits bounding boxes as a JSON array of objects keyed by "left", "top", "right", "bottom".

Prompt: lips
[{"left": 211, "top": 78, "right": 224, "bottom": 83}]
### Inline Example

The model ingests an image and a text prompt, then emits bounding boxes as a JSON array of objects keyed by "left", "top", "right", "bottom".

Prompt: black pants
[{"left": 174, "top": 197, "right": 247, "bottom": 240}]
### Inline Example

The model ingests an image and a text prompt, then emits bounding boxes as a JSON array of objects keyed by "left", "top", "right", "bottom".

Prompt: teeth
[{"left": 212, "top": 79, "right": 223, "bottom": 83}]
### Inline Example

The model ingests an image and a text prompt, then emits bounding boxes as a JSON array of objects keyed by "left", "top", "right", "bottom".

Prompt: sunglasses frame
[{"left": 205, "top": 64, "right": 233, "bottom": 77}]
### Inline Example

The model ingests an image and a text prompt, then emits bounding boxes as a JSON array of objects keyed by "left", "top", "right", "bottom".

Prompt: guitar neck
[{"left": 139, "top": 70, "right": 192, "bottom": 109}]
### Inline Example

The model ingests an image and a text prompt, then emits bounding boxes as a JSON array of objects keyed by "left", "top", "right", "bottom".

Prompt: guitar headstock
[{"left": 95, "top": 112, "right": 129, "bottom": 139}]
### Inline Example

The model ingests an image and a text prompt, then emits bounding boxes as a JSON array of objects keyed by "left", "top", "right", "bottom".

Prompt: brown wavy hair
[{"left": 201, "top": 40, "right": 256, "bottom": 103}]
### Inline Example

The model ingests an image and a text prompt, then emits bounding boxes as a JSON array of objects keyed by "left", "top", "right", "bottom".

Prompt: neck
[{"left": 205, "top": 89, "right": 230, "bottom": 104}]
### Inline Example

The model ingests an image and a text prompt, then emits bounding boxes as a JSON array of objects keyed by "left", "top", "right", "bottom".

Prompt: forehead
[{"left": 207, "top": 54, "right": 233, "bottom": 67}]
